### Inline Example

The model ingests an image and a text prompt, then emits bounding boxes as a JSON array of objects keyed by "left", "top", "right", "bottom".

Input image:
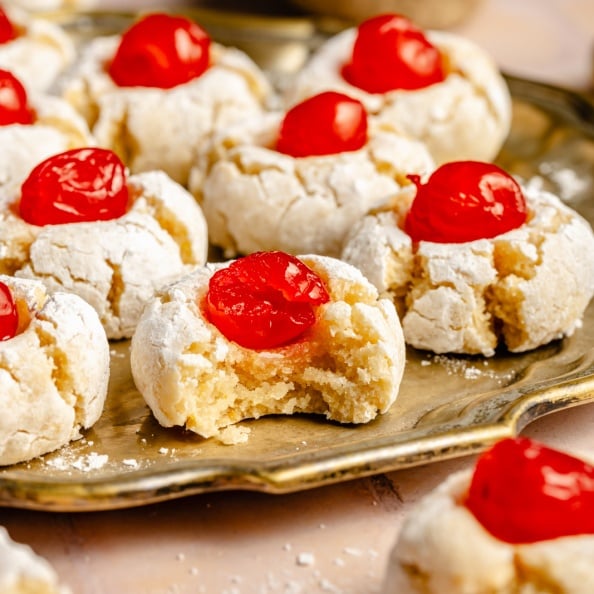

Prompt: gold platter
[{"left": 1, "top": 12, "right": 594, "bottom": 511}]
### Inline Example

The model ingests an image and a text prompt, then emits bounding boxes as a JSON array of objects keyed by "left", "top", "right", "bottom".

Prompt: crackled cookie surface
[
  {"left": 62, "top": 14, "right": 274, "bottom": 186},
  {"left": 0, "top": 275, "right": 109, "bottom": 466},
  {"left": 189, "top": 105, "right": 434, "bottom": 258},
  {"left": 0, "top": 5, "right": 74, "bottom": 92},
  {"left": 1, "top": 152, "right": 208, "bottom": 339},
  {"left": 0, "top": 526, "right": 71, "bottom": 593},
  {"left": 384, "top": 438, "right": 594, "bottom": 594},
  {"left": 342, "top": 172, "right": 594, "bottom": 356},
  {"left": 283, "top": 16, "right": 511, "bottom": 165},
  {"left": 130, "top": 253, "right": 405, "bottom": 445}
]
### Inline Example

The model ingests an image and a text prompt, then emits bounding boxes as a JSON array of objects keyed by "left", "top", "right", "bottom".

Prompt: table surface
[{"left": 2, "top": 1, "right": 594, "bottom": 593}]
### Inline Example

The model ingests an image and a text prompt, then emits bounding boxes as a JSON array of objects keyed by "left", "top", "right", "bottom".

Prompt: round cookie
[
  {"left": 0, "top": 5, "right": 74, "bottom": 92},
  {"left": 0, "top": 275, "right": 109, "bottom": 466},
  {"left": 61, "top": 14, "right": 275, "bottom": 186},
  {"left": 342, "top": 180, "right": 594, "bottom": 356},
  {"left": 0, "top": 526, "right": 71, "bottom": 593},
  {"left": 130, "top": 253, "right": 406, "bottom": 444},
  {"left": 189, "top": 109, "right": 435, "bottom": 258},
  {"left": 283, "top": 16, "right": 511, "bottom": 166}
]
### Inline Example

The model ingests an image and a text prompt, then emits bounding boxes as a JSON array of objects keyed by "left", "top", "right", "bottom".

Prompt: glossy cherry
[
  {"left": 465, "top": 437, "right": 594, "bottom": 543},
  {"left": 0, "top": 8, "right": 17, "bottom": 44},
  {"left": 342, "top": 13, "right": 446, "bottom": 93},
  {"left": 276, "top": 91, "right": 367, "bottom": 158},
  {"left": 19, "top": 147, "right": 129, "bottom": 226},
  {"left": 205, "top": 251, "right": 330, "bottom": 350},
  {"left": 108, "top": 12, "right": 211, "bottom": 89},
  {"left": 404, "top": 161, "right": 527, "bottom": 243},
  {"left": 0, "top": 69, "right": 34, "bottom": 126},
  {"left": 0, "top": 281, "right": 17, "bottom": 341}
]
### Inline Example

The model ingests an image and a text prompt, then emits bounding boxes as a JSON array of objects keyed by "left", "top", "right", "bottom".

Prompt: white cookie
[
  {"left": 384, "top": 469, "right": 594, "bottom": 594},
  {"left": 1, "top": 170, "right": 208, "bottom": 339},
  {"left": 189, "top": 112, "right": 435, "bottom": 258},
  {"left": 0, "top": 91, "right": 93, "bottom": 197},
  {"left": 284, "top": 27, "right": 511, "bottom": 165},
  {"left": 342, "top": 186, "right": 594, "bottom": 356},
  {"left": 62, "top": 35, "right": 275, "bottom": 186},
  {"left": 130, "top": 254, "right": 405, "bottom": 444},
  {"left": 0, "top": 275, "right": 109, "bottom": 466},
  {"left": 0, "top": 6, "right": 74, "bottom": 92},
  {"left": 0, "top": 526, "right": 71, "bottom": 594}
]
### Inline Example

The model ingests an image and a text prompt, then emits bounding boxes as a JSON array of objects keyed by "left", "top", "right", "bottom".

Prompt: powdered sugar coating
[
  {"left": 1, "top": 170, "right": 208, "bottom": 339},
  {"left": 283, "top": 27, "right": 511, "bottom": 166},
  {"left": 384, "top": 469, "right": 594, "bottom": 594},
  {"left": 0, "top": 275, "right": 109, "bottom": 466},
  {"left": 130, "top": 254, "right": 405, "bottom": 444},
  {"left": 0, "top": 6, "right": 74, "bottom": 93},
  {"left": 342, "top": 186, "right": 594, "bottom": 356},
  {"left": 189, "top": 112, "right": 434, "bottom": 258},
  {"left": 62, "top": 35, "right": 275, "bottom": 186}
]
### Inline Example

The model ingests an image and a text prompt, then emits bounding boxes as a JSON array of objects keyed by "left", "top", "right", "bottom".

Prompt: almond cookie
[
  {"left": 384, "top": 438, "right": 594, "bottom": 594},
  {"left": 130, "top": 252, "right": 405, "bottom": 445},
  {"left": 61, "top": 12, "right": 274, "bottom": 186},
  {"left": 342, "top": 162, "right": 594, "bottom": 356},
  {"left": 0, "top": 5, "right": 74, "bottom": 92},
  {"left": 283, "top": 14, "right": 511, "bottom": 166},
  {"left": 0, "top": 275, "right": 109, "bottom": 466},
  {"left": 0, "top": 526, "right": 71, "bottom": 593},
  {"left": 1, "top": 148, "right": 208, "bottom": 339},
  {"left": 189, "top": 91, "right": 435, "bottom": 258}
]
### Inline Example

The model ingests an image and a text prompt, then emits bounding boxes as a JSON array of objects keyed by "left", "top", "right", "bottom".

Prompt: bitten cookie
[
  {"left": 0, "top": 275, "right": 109, "bottom": 466},
  {"left": 61, "top": 12, "right": 274, "bottom": 186},
  {"left": 384, "top": 438, "right": 594, "bottom": 594},
  {"left": 0, "top": 5, "right": 74, "bottom": 92},
  {"left": 342, "top": 162, "right": 594, "bottom": 356},
  {"left": 0, "top": 526, "right": 71, "bottom": 593},
  {"left": 130, "top": 252, "right": 405, "bottom": 444},
  {"left": 1, "top": 148, "right": 209, "bottom": 339},
  {"left": 189, "top": 92, "right": 435, "bottom": 258},
  {"left": 283, "top": 14, "right": 511, "bottom": 165}
]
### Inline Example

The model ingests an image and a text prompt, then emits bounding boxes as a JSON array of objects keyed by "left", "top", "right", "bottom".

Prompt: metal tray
[{"left": 1, "top": 12, "right": 594, "bottom": 511}]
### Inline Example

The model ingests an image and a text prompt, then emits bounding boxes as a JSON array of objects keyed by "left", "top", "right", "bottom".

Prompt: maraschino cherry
[
  {"left": 342, "top": 13, "right": 446, "bottom": 93},
  {"left": 465, "top": 437, "right": 594, "bottom": 544},
  {"left": 108, "top": 12, "right": 211, "bottom": 89},
  {"left": 0, "top": 7, "right": 17, "bottom": 44},
  {"left": 276, "top": 91, "right": 367, "bottom": 158},
  {"left": 19, "top": 147, "right": 129, "bottom": 226},
  {"left": 404, "top": 161, "right": 527, "bottom": 243},
  {"left": 0, "top": 69, "right": 34, "bottom": 126},
  {"left": 0, "top": 281, "right": 18, "bottom": 341},
  {"left": 205, "top": 251, "right": 330, "bottom": 350}
]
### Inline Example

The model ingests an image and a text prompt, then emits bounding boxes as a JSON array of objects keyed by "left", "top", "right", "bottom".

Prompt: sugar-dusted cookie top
[
  {"left": 0, "top": 275, "right": 109, "bottom": 466},
  {"left": 1, "top": 147, "right": 209, "bottom": 339},
  {"left": 131, "top": 251, "right": 406, "bottom": 444},
  {"left": 384, "top": 438, "right": 594, "bottom": 594},
  {"left": 190, "top": 91, "right": 435, "bottom": 258},
  {"left": 342, "top": 161, "right": 594, "bottom": 356},
  {"left": 0, "top": 5, "right": 74, "bottom": 92},
  {"left": 283, "top": 14, "right": 511, "bottom": 166},
  {"left": 61, "top": 12, "right": 275, "bottom": 186}
]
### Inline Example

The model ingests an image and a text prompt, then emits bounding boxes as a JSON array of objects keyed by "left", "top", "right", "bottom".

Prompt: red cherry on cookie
[
  {"left": 276, "top": 91, "right": 367, "bottom": 158},
  {"left": 404, "top": 161, "right": 527, "bottom": 243},
  {"left": 0, "top": 281, "right": 17, "bottom": 341},
  {"left": 205, "top": 251, "right": 330, "bottom": 350},
  {"left": 465, "top": 437, "right": 594, "bottom": 543},
  {"left": 108, "top": 12, "right": 211, "bottom": 89},
  {"left": 0, "top": 69, "right": 34, "bottom": 126},
  {"left": 0, "top": 8, "right": 17, "bottom": 44},
  {"left": 342, "top": 13, "right": 446, "bottom": 93},
  {"left": 19, "top": 147, "right": 129, "bottom": 226}
]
